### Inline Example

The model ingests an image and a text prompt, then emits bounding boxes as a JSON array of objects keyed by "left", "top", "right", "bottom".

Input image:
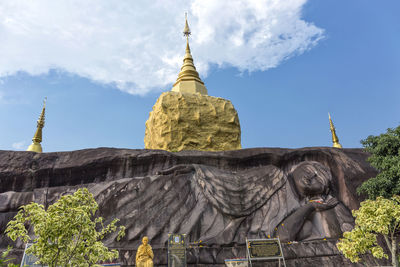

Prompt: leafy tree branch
[
  {"left": 337, "top": 196, "right": 400, "bottom": 267},
  {"left": 5, "top": 188, "right": 125, "bottom": 267}
]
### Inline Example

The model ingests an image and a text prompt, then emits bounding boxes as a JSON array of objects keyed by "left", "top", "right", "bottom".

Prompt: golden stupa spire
[
  {"left": 27, "top": 98, "right": 46, "bottom": 153},
  {"left": 328, "top": 113, "right": 342, "bottom": 148},
  {"left": 171, "top": 13, "right": 208, "bottom": 95}
]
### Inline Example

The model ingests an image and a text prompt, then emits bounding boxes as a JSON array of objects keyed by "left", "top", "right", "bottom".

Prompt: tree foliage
[
  {"left": 357, "top": 125, "right": 400, "bottom": 199},
  {"left": 0, "top": 247, "right": 19, "bottom": 267},
  {"left": 5, "top": 188, "right": 125, "bottom": 267},
  {"left": 337, "top": 196, "right": 400, "bottom": 266}
]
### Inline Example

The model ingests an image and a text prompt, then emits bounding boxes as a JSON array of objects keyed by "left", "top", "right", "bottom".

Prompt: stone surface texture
[
  {"left": 144, "top": 91, "right": 241, "bottom": 151},
  {"left": 0, "top": 147, "right": 389, "bottom": 266}
]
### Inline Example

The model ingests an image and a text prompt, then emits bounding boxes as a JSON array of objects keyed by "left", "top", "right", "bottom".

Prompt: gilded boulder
[{"left": 144, "top": 91, "right": 241, "bottom": 151}]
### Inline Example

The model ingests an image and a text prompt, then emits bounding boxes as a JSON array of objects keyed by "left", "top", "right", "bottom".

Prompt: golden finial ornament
[
  {"left": 328, "top": 113, "right": 342, "bottom": 148},
  {"left": 27, "top": 98, "right": 46, "bottom": 153},
  {"left": 171, "top": 13, "right": 208, "bottom": 95},
  {"left": 183, "top": 12, "right": 191, "bottom": 37}
]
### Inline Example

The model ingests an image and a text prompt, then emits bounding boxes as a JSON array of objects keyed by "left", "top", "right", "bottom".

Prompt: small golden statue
[{"left": 135, "top": 236, "right": 154, "bottom": 267}]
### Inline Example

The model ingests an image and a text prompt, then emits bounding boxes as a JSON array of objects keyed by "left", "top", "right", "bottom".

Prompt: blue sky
[{"left": 0, "top": 0, "right": 399, "bottom": 152}]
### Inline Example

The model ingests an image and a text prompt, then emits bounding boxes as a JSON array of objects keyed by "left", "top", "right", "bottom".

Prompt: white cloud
[
  {"left": 0, "top": 0, "right": 324, "bottom": 95},
  {"left": 12, "top": 141, "right": 26, "bottom": 150}
]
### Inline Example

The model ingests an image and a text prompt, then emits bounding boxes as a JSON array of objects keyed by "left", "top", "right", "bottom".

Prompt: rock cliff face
[
  {"left": 144, "top": 91, "right": 241, "bottom": 151},
  {"left": 0, "top": 147, "right": 387, "bottom": 266}
]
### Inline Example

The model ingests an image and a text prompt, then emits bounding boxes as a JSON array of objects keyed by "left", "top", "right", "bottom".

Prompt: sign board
[
  {"left": 167, "top": 234, "right": 186, "bottom": 267},
  {"left": 246, "top": 238, "right": 286, "bottom": 267},
  {"left": 20, "top": 243, "right": 46, "bottom": 267}
]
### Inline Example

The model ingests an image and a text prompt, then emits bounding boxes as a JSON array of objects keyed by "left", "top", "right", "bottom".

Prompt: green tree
[
  {"left": 0, "top": 246, "right": 19, "bottom": 267},
  {"left": 337, "top": 196, "right": 400, "bottom": 267},
  {"left": 357, "top": 125, "right": 400, "bottom": 199},
  {"left": 5, "top": 188, "right": 125, "bottom": 267}
]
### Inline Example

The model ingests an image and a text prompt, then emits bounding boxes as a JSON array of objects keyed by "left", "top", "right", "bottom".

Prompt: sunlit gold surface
[
  {"left": 136, "top": 236, "right": 153, "bottom": 267},
  {"left": 144, "top": 91, "right": 241, "bottom": 151},
  {"left": 27, "top": 98, "right": 46, "bottom": 153},
  {"left": 171, "top": 15, "right": 208, "bottom": 95},
  {"left": 328, "top": 113, "right": 342, "bottom": 148}
]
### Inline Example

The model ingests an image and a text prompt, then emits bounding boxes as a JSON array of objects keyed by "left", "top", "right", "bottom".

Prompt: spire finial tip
[{"left": 183, "top": 12, "right": 191, "bottom": 37}]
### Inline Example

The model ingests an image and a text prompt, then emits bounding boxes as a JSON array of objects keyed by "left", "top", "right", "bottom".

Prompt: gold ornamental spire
[
  {"left": 27, "top": 98, "right": 46, "bottom": 153},
  {"left": 171, "top": 14, "right": 208, "bottom": 95},
  {"left": 183, "top": 13, "right": 191, "bottom": 37},
  {"left": 328, "top": 113, "right": 342, "bottom": 148}
]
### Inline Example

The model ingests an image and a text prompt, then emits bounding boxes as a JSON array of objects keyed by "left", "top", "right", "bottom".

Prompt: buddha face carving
[
  {"left": 142, "top": 236, "right": 149, "bottom": 245},
  {"left": 291, "top": 162, "right": 331, "bottom": 198}
]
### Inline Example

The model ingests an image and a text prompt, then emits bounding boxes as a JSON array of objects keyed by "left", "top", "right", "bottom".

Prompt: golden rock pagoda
[
  {"left": 144, "top": 16, "right": 241, "bottom": 151},
  {"left": 328, "top": 113, "right": 342, "bottom": 148},
  {"left": 27, "top": 98, "right": 46, "bottom": 153}
]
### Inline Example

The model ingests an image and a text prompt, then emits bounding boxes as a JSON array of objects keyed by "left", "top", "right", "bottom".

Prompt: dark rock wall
[{"left": 0, "top": 147, "right": 384, "bottom": 266}]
